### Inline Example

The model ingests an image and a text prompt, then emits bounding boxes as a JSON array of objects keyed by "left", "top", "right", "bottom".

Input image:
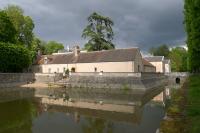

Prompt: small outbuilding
[{"left": 144, "top": 56, "right": 171, "bottom": 73}]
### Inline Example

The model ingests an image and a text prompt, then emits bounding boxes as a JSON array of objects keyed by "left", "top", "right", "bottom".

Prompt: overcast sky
[{"left": 0, "top": 0, "right": 186, "bottom": 52}]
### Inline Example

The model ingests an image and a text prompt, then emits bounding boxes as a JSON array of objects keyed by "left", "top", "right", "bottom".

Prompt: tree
[
  {"left": 44, "top": 41, "right": 64, "bottom": 54},
  {"left": 169, "top": 47, "right": 188, "bottom": 72},
  {"left": 149, "top": 44, "right": 170, "bottom": 58},
  {"left": 0, "top": 42, "right": 31, "bottom": 72},
  {"left": 0, "top": 11, "right": 16, "bottom": 43},
  {"left": 4, "top": 5, "right": 34, "bottom": 47},
  {"left": 82, "top": 12, "right": 115, "bottom": 51},
  {"left": 31, "top": 37, "right": 46, "bottom": 54},
  {"left": 30, "top": 36, "right": 46, "bottom": 62},
  {"left": 184, "top": 0, "right": 200, "bottom": 72}
]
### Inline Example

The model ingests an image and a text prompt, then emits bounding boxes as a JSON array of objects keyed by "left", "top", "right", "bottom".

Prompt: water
[{"left": 0, "top": 98, "right": 164, "bottom": 133}]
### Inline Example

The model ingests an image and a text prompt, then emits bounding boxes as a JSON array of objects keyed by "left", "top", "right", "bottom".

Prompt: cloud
[{"left": 0, "top": 0, "right": 186, "bottom": 52}]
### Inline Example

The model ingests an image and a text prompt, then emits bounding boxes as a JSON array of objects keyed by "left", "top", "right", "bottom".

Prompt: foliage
[
  {"left": 4, "top": 5, "right": 34, "bottom": 47},
  {"left": 31, "top": 37, "right": 46, "bottom": 53},
  {"left": 0, "top": 42, "right": 31, "bottom": 72},
  {"left": 44, "top": 41, "right": 64, "bottom": 54},
  {"left": 149, "top": 44, "right": 170, "bottom": 58},
  {"left": 149, "top": 45, "right": 188, "bottom": 72},
  {"left": 184, "top": 0, "right": 200, "bottom": 72},
  {"left": 0, "top": 11, "right": 16, "bottom": 43},
  {"left": 30, "top": 36, "right": 46, "bottom": 61},
  {"left": 169, "top": 47, "right": 188, "bottom": 72},
  {"left": 65, "top": 68, "right": 69, "bottom": 75},
  {"left": 187, "top": 75, "right": 200, "bottom": 133},
  {"left": 82, "top": 12, "right": 115, "bottom": 51}
]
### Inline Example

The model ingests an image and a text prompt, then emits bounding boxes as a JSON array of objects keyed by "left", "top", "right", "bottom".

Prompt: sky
[{"left": 0, "top": 0, "right": 186, "bottom": 52}]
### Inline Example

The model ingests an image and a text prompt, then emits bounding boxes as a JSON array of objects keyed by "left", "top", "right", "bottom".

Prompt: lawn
[{"left": 187, "top": 75, "right": 200, "bottom": 133}]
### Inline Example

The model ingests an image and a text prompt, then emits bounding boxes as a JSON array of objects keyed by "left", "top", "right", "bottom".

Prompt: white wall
[
  {"left": 33, "top": 61, "right": 135, "bottom": 73},
  {"left": 165, "top": 63, "right": 171, "bottom": 73},
  {"left": 149, "top": 62, "right": 164, "bottom": 73}
]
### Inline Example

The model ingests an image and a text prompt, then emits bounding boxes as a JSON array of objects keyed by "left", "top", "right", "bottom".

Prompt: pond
[{"left": 0, "top": 88, "right": 165, "bottom": 133}]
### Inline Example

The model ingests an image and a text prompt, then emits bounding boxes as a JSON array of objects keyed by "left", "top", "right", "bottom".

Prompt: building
[
  {"left": 164, "top": 59, "right": 171, "bottom": 73},
  {"left": 32, "top": 47, "right": 156, "bottom": 73},
  {"left": 144, "top": 56, "right": 171, "bottom": 73},
  {"left": 142, "top": 59, "right": 156, "bottom": 72}
]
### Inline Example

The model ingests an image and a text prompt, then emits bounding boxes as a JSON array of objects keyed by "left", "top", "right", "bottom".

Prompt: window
[
  {"left": 94, "top": 67, "right": 97, "bottom": 72},
  {"left": 71, "top": 67, "right": 76, "bottom": 72}
]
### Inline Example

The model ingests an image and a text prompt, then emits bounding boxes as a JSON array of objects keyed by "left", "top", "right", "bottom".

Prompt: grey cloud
[{"left": 0, "top": 0, "right": 186, "bottom": 51}]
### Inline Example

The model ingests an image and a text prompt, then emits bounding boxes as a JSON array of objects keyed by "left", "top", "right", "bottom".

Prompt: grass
[
  {"left": 186, "top": 74, "right": 200, "bottom": 133},
  {"left": 160, "top": 74, "right": 200, "bottom": 133}
]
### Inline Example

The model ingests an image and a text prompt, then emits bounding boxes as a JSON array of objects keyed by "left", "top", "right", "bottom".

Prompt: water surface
[{"left": 0, "top": 98, "right": 164, "bottom": 133}]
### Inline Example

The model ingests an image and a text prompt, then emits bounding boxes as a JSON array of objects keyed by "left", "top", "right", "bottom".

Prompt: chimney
[{"left": 73, "top": 45, "right": 80, "bottom": 56}]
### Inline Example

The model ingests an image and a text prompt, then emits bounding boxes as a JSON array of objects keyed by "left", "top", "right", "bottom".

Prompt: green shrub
[{"left": 0, "top": 42, "right": 31, "bottom": 72}]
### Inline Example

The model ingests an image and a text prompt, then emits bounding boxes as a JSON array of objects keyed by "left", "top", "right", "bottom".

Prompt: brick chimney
[{"left": 73, "top": 45, "right": 80, "bottom": 56}]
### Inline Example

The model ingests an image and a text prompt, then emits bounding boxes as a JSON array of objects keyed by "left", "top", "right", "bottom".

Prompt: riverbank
[
  {"left": 186, "top": 74, "right": 200, "bottom": 133},
  {"left": 160, "top": 74, "right": 200, "bottom": 133}
]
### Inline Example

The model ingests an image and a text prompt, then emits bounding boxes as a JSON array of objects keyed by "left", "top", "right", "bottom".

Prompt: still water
[{"left": 0, "top": 98, "right": 164, "bottom": 133}]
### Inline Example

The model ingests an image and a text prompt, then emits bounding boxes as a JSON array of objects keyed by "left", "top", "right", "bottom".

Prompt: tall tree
[
  {"left": 169, "top": 47, "right": 188, "bottom": 72},
  {"left": 0, "top": 11, "right": 16, "bottom": 43},
  {"left": 4, "top": 5, "right": 34, "bottom": 47},
  {"left": 82, "top": 12, "right": 115, "bottom": 51},
  {"left": 149, "top": 44, "right": 170, "bottom": 58},
  {"left": 44, "top": 41, "right": 64, "bottom": 54},
  {"left": 184, "top": 0, "right": 200, "bottom": 72}
]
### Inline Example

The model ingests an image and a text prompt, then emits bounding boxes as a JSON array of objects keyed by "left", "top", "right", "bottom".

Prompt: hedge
[{"left": 0, "top": 42, "right": 31, "bottom": 72}]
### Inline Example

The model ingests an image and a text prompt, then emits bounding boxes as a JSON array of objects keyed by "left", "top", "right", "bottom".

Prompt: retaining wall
[
  {"left": 66, "top": 72, "right": 167, "bottom": 105},
  {"left": 34, "top": 73, "right": 63, "bottom": 83},
  {"left": 0, "top": 73, "right": 35, "bottom": 88}
]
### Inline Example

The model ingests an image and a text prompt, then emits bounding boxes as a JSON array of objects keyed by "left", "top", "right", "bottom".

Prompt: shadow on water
[{"left": 0, "top": 99, "right": 37, "bottom": 133}]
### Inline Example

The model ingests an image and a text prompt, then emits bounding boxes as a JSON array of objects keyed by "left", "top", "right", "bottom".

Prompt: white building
[
  {"left": 32, "top": 47, "right": 156, "bottom": 73},
  {"left": 144, "top": 56, "right": 171, "bottom": 73}
]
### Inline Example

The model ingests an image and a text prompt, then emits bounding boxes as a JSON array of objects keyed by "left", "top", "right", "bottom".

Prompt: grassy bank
[
  {"left": 186, "top": 75, "right": 200, "bottom": 133},
  {"left": 160, "top": 74, "right": 200, "bottom": 133}
]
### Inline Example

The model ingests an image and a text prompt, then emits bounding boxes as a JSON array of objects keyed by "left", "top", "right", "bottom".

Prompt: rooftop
[
  {"left": 36, "top": 48, "right": 140, "bottom": 65},
  {"left": 144, "top": 56, "right": 164, "bottom": 62},
  {"left": 142, "top": 59, "right": 155, "bottom": 67}
]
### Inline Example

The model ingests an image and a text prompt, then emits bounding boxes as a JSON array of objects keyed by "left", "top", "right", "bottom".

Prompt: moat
[
  {"left": 0, "top": 87, "right": 167, "bottom": 133},
  {"left": 0, "top": 98, "right": 165, "bottom": 133}
]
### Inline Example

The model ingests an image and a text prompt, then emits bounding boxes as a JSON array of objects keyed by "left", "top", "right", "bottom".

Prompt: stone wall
[
  {"left": 165, "top": 72, "right": 189, "bottom": 86},
  {"left": 66, "top": 72, "right": 167, "bottom": 105},
  {"left": 34, "top": 73, "right": 63, "bottom": 83},
  {"left": 0, "top": 73, "right": 35, "bottom": 88}
]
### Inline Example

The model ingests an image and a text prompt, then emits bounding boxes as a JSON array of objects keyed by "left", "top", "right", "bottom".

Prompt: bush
[{"left": 0, "top": 42, "right": 31, "bottom": 72}]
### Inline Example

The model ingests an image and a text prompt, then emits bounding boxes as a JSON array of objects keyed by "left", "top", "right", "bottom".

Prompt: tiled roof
[
  {"left": 36, "top": 48, "right": 139, "bottom": 64},
  {"left": 142, "top": 59, "right": 155, "bottom": 67},
  {"left": 144, "top": 56, "right": 164, "bottom": 62}
]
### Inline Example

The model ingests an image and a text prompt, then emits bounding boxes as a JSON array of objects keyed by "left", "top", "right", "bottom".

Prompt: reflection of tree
[
  {"left": 0, "top": 99, "right": 37, "bottom": 133},
  {"left": 82, "top": 117, "right": 113, "bottom": 133}
]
